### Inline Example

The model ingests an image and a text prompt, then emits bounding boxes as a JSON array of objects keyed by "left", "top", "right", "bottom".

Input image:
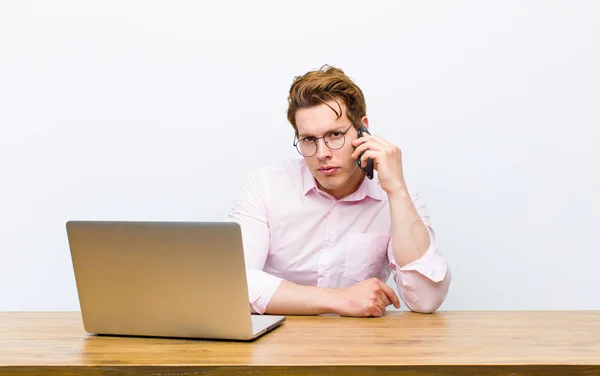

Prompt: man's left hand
[{"left": 351, "top": 134, "right": 406, "bottom": 195}]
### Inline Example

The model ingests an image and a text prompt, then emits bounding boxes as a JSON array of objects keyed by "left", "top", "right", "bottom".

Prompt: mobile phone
[{"left": 357, "top": 125, "right": 374, "bottom": 180}]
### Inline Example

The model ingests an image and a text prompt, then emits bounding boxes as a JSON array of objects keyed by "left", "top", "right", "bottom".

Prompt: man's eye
[
  {"left": 302, "top": 137, "right": 315, "bottom": 142},
  {"left": 330, "top": 131, "right": 342, "bottom": 137}
]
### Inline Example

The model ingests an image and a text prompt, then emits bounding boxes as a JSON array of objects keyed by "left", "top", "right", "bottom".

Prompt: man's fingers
[
  {"left": 351, "top": 138, "right": 392, "bottom": 159},
  {"left": 376, "top": 296, "right": 387, "bottom": 312},
  {"left": 352, "top": 134, "right": 392, "bottom": 148},
  {"left": 379, "top": 281, "right": 401, "bottom": 309},
  {"left": 378, "top": 290, "right": 391, "bottom": 306},
  {"left": 351, "top": 141, "right": 378, "bottom": 159},
  {"left": 370, "top": 299, "right": 385, "bottom": 317},
  {"left": 372, "top": 305, "right": 383, "bottom": 317},
  {"left": 360, "top": 150, "right": 380, "bottom": 169}
]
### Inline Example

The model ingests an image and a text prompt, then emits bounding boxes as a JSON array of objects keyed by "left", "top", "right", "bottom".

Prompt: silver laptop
[{"left": 65, "top": 220, "right": 285, "bottom": 341}]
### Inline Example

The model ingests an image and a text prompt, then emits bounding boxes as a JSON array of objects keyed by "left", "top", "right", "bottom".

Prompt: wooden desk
[{"left": 1, "top": 311, "right": 599, "bottom": 375}]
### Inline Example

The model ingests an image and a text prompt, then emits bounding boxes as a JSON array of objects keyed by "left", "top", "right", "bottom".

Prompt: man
[{"left": 229, "top": 65, "right": 451, "bottom": 317}]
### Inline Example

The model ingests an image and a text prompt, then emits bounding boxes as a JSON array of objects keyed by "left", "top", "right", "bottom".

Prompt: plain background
[{"left": 1, "top": 0, "right": 598, "bottom": 311}]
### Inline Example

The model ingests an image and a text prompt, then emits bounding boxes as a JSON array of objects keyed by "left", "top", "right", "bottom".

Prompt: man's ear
[{"left": 361, "top": 116, "right": 369, "bottom": 130}]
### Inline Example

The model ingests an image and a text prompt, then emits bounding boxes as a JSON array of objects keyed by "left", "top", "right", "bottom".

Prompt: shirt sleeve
[
  {"left": 229, "top": 169, "right": 283, "bottom": 315},
  {"left": 387, "top": 190, "right": 452, "bottom": 313}
]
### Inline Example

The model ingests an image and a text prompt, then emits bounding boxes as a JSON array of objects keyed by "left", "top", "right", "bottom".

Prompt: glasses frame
[{"left": 293, "top": 124, "right": 354, "bottom": 157}]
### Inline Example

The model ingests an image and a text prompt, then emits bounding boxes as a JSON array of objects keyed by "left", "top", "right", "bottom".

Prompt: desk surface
[{"left": 1, "top": 311, "right": 599, "bottom": 375}]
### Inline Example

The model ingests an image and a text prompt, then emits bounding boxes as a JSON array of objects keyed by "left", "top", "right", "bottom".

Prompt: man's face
[{"left": 295, "top": 101, "right": 367, "bottom": 199}]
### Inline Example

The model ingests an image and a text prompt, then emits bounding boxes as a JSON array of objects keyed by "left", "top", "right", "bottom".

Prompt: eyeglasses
[{"left": 293, "top": 124, "right": 354, "bottom": 157}]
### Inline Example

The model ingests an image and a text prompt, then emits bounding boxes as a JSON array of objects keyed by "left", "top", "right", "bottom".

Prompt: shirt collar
[{"left": 301, "top": 160, "right": 386, "bottom": 201}]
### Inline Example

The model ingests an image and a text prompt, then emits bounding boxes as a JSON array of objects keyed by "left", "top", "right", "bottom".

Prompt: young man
[{"left": 229, "top": 65, "right": 451, "bottom": 317}]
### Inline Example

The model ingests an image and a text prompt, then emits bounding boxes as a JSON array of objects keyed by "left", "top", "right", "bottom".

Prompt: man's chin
[
  {"left": 312, "top": 166, "right": 363, "bottom": 198},
  {"left": 315, "top": 176, "right": 343, "bottom": 191}
]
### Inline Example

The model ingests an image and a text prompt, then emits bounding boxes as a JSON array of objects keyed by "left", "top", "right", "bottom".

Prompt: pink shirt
[{"left": 229, "top": 158, "right": 451, "bottom": 314}]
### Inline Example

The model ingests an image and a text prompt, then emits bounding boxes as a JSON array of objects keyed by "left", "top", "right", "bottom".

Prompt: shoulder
[{"left": 241, "top": 158, "right": 305, "bottom": 190}]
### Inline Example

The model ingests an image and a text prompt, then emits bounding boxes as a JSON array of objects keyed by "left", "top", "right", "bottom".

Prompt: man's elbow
[
  {"left": 407, "top": 298, "right": 444, "bottom": 314},
  {"left": 405, "top": 269, "right": 452, "bottom": 314}
]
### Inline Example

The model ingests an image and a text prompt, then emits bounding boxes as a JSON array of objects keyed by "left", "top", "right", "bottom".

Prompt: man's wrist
[
  {"left": 317, "top": 287, "right": 343, "bottom": 315},
  {"left": 386, "top": 183, "right": 410, "bottom": 200}
]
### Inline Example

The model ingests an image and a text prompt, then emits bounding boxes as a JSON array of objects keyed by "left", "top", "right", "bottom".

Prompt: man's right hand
[{"left": 333, "top": 278, "right": 401, "bottom": 317}]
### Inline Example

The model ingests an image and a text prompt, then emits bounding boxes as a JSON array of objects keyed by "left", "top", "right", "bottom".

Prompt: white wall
[{"left": 1, "top": 0, "right": 598, "bottom": 311}]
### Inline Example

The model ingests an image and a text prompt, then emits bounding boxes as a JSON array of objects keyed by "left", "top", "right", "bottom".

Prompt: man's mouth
[{"left": 318, "top": 166, "right": 338, "bottom": 176}]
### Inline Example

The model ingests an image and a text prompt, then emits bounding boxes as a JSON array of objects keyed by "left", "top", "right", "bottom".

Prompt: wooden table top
[{"left": 1, "top": 311, "right": 599, "bottom": 375}]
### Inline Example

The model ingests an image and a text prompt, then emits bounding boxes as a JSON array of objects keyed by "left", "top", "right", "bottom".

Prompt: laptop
[{"left": 65, "top": 220, "right": 285, "bottom": 341}]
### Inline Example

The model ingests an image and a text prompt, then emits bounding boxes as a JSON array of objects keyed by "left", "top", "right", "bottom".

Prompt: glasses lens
[
  {"left": 325, "top": 131, "right": 345, "bottom": 150},
  {"left": 297, "top": 139, "right": 316, "bottom": 156}
]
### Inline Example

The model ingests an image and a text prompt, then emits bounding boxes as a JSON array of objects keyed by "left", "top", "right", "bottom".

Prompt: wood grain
[{"left": 1, "top": 311, "right": 599, "bottom": 375}]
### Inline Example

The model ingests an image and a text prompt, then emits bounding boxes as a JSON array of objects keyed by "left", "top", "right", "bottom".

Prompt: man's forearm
[
  {"left": 264, "top": 280, "right": 339, "bottom": 315},
  {"left": 388, "top": 187, "right": 431, "bottom": 267}
]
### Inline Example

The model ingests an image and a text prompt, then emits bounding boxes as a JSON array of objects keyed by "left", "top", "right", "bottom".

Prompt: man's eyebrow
[{"left": 298, "top": 126, "right": 344, "bottom": 139}]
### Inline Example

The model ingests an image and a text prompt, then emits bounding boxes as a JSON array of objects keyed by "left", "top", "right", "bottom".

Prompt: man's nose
[{"left": 315, "top": 138, "right": 332, "bottom": 160}]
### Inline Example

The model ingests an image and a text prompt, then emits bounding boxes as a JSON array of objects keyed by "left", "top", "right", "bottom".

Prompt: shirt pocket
[{"left": 342, "top": 233, "right": 390, "bottom": 282}]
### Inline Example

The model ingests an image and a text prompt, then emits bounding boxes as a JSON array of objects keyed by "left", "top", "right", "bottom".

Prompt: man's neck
[{"left": 319, "top": 168, "right": 366, "bottom": 200}]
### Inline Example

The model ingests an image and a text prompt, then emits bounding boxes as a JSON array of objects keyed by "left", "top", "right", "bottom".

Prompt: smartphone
[{"left": 357, "top": 125, "right": 374, "bottom": 180}]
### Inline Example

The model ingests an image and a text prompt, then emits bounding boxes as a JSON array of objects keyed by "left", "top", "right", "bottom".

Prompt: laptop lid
[{"left": 66, "top": 220, "right": 280, "bottom": 341}]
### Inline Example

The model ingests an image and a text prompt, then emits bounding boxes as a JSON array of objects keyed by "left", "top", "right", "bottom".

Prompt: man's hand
[
  {"left": 350, "top": 133, "right": 406, "bottom": 195},
  {"left": 333, "top": 278, "right": 401, "bottom": 317}
]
